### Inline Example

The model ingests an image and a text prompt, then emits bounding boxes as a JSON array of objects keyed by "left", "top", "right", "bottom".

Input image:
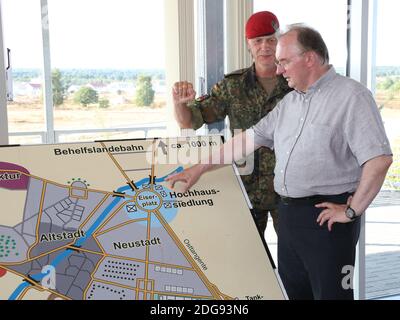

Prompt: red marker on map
[
  {"left": 0, "top": 162, "right": 30, "bottom": 190},
  {"left": 0, "top": 267, "right": 7, "bottom": 277}
]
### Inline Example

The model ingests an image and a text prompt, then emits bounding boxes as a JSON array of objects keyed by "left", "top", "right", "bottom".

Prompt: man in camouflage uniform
[{"left": 172, "top": 11, "right": 292, "bottom": 236}]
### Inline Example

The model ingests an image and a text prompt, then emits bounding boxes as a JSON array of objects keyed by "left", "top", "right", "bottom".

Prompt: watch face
[{"left": 346, "top": 207, "right": 356, "bottom": 219}]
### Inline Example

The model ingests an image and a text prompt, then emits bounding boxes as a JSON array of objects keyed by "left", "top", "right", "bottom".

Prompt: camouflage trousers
[{"left": 250, "top": 208, "right": 278, "bottom": 237}]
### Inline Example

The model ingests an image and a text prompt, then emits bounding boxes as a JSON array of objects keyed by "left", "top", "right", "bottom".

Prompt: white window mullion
[
  {"left": 0, "top": 1, "right": 9, "bottom": 145},
  {"left": 369, "top": 0, "right": 378, "bottom": 95},
  {"left": 349, "top": 0, "right": 371, "bottom": 301},
  {"left": 224, "top": 0, "right": 253, "bottom": 73},
  {"left": 349, "top": 0, "right": 370, "bottom": 86},
  {"left": 165, "top": 0, "right": 195, "bottom": 137},
  {"left": 40, "top": 0, "right": 54, "bottom": 143}
]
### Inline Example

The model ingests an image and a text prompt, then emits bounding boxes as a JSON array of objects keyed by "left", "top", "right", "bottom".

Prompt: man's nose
[
  {"left": 260, "top": 39, "right": 271, "bottom": 49},
  {"left": 276, "top": 64, "right": 285, "bottom": 75}
]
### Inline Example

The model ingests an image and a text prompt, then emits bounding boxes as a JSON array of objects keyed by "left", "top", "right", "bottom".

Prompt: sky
[{"left": 1, "top": 0, "right": 399, "bottom": 70}]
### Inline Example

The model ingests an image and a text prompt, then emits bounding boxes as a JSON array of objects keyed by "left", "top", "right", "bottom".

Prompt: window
[
  {"left": 48, "top": 0, "right": 166, "bottom": 142},
  {"left": 366, "top": 0, "right": 400, "bottom": 300},
  {"left": 2, "top": 0, "right": 45, "bottom": 144},
  {"left": 253, "top": 0, "right": 348, "bottom": 73},
  {"left": 372, "top": 0, "right": 400, "bottom": 193},
  {"left": 3, "top": 0, "right": 167, "bottom": 144}
]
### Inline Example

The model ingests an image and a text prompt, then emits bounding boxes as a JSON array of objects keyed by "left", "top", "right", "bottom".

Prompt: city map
[{"left": 0, "top": 137, "right": 285, "bottom": 300}]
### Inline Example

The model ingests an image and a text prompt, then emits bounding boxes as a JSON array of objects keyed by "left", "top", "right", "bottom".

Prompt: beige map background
[{"left": 0, "top": 137, "right": 285, "bottom": 300}]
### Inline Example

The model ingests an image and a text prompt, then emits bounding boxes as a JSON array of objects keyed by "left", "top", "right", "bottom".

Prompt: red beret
[{"left": 245, "top": 11, "right": 280, "bottom": 39}]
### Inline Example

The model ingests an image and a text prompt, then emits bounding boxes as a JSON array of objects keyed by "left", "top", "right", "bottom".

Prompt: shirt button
[{"left": 280, "top": 170, "right": 284, "bottom": 173}]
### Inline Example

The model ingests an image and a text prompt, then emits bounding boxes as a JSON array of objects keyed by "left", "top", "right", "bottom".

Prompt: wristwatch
[{"left": 345, "top": 206, "right": 357, "bottom": 220}]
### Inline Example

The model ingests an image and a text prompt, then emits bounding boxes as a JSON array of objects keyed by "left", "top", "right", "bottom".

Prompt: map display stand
[{"left": 0, "top": 136, "right": 286, "bottom": 300}]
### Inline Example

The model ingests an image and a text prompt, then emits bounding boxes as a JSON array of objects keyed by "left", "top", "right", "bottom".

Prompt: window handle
[
  {"left": 6, "top": 48, "right": 11, "bottom": 70},
  {"left": 6, "top": 48, "right": 13, "bottom": 101}
]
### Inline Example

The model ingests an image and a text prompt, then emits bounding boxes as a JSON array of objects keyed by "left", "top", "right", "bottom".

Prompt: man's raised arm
[{"left": 172, "top": 81, "right": 196, "bottom": 128}]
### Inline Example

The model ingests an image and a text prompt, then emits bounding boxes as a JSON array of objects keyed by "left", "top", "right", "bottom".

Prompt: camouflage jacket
[{"left": 187, "top": 64, "right": 292, "bottom": 210}]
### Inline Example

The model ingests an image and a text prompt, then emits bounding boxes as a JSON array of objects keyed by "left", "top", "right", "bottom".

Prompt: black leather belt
[{"left": 280, "top": 192, "right": 353, "bottom": 205}]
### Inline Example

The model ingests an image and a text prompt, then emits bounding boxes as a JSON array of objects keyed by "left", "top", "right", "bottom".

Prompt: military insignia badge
[
  {"left": 195, "top": 94, "right": 210, "bottom": 103},
  {"left": 271, "top": 20, "right": 279, "bottom": 32}
]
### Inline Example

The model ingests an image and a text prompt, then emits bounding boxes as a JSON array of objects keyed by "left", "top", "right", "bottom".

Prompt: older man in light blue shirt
[
  {"left": 253, "top": 65, "right": 391, "bottom": 198},
  {"left": 166, "top": 25, "right": 392, "bottom": 300}
]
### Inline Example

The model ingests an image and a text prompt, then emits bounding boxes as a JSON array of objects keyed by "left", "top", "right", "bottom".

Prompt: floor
[
  {"left": 263, "top": 190, "right": 400, "bottom": 300},
  {"left": 365, "top": 192, "right": 400, "bottom": 300}
]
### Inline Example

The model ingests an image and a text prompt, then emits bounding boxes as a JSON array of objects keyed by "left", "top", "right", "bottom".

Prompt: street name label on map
[
  {"left": 53, "top": 144, "right": 145, "bottom": 156},
  {"left": 169, "top": 188, "right": 219, "bottom": 198},
  {"left": 113, "top": 237, "right": 161, "bottom": 250},
  {"left": 40, "top": 230, "right": 86, "bottom": 242},
  {"left": 168, "top": 188, "right": 220, "bottom": 208},
  {"left": 0, "top": 173, "right": 21, "bottom": 181},
  {"left": 137, "top": 194, "right": 158, "bottom": 208}
]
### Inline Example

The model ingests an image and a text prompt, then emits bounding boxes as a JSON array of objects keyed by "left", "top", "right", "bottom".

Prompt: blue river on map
[{"left": 8, "top": 166, "right": 183, "bottom": 300}]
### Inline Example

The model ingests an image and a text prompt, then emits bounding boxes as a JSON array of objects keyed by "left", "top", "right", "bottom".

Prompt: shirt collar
[
  {"left": 244, "top": 64, "right": 257, "bottom": 89},
  {"left": 296, "top": 65, "right": 336, "bottom": 96}
]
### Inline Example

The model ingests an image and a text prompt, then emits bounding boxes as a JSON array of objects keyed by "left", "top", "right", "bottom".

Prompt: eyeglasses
[{"left": 275, "top": 51, "right": 307, "bottom": 69}]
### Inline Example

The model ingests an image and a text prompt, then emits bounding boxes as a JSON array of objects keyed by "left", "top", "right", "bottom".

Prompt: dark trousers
[{"left": 277, "top": 194, "right": 360, "bottom": 300}]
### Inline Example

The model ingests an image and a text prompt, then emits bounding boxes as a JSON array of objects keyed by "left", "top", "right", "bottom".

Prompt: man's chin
[
  {"left": 286, "top": 79, "right": 294, "bottom": 88},
  {"left": 257, "top": 56, "right": 274, "bottom": 64}
]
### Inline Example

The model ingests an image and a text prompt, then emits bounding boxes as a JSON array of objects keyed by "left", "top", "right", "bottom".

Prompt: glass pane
[
  {"left": 2, "top": 0, "right": 45, "bottom": 135},
  {"left": 47, "top": 0, "right": 167, "bottom": 137},
  {"left": 367, "top": 0, "right": 400, "bottom": 300},
  {"left": 253, "top": 0, "right": 348, "bottom": 73},
  {"left": 8, "top": 134, "right": 43, "bottom": 145}
]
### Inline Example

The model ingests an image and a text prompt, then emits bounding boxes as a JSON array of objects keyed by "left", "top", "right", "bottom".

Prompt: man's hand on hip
[{"left": 315, "top": 201, "right": 354, "bottom": 231}]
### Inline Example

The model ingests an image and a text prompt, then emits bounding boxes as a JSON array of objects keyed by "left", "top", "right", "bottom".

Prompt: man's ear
[
  {"left": 305, "top": 51, "right": 317, "bottom": 67},
  {"left": 246, "top": 39, "right": 250, "bottom": 52},
  {"left": 246, "top": 40, "right": 255, "bottom": 60}
]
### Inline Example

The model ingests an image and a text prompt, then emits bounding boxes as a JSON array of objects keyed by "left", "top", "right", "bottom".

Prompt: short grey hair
[{"left": 281, "top": 24, "right": 330, "bottom": 64}]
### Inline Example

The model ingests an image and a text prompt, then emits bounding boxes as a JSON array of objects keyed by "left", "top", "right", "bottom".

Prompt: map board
[{"left": 0, "top": 136, "right": 286, "bottom": 300}]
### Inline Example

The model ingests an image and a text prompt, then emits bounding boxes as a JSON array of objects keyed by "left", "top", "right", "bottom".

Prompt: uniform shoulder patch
[
  {"left": 195, "top": 94, "right": 210, "bottom": 103},
  {"left": 225, "top": 68, "right": 247, "bottom": 78}
]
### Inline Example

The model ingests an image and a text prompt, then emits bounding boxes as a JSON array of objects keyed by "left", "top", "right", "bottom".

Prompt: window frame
[{"left": 0, "top": 0, "right": 190, "bottom": 143}]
